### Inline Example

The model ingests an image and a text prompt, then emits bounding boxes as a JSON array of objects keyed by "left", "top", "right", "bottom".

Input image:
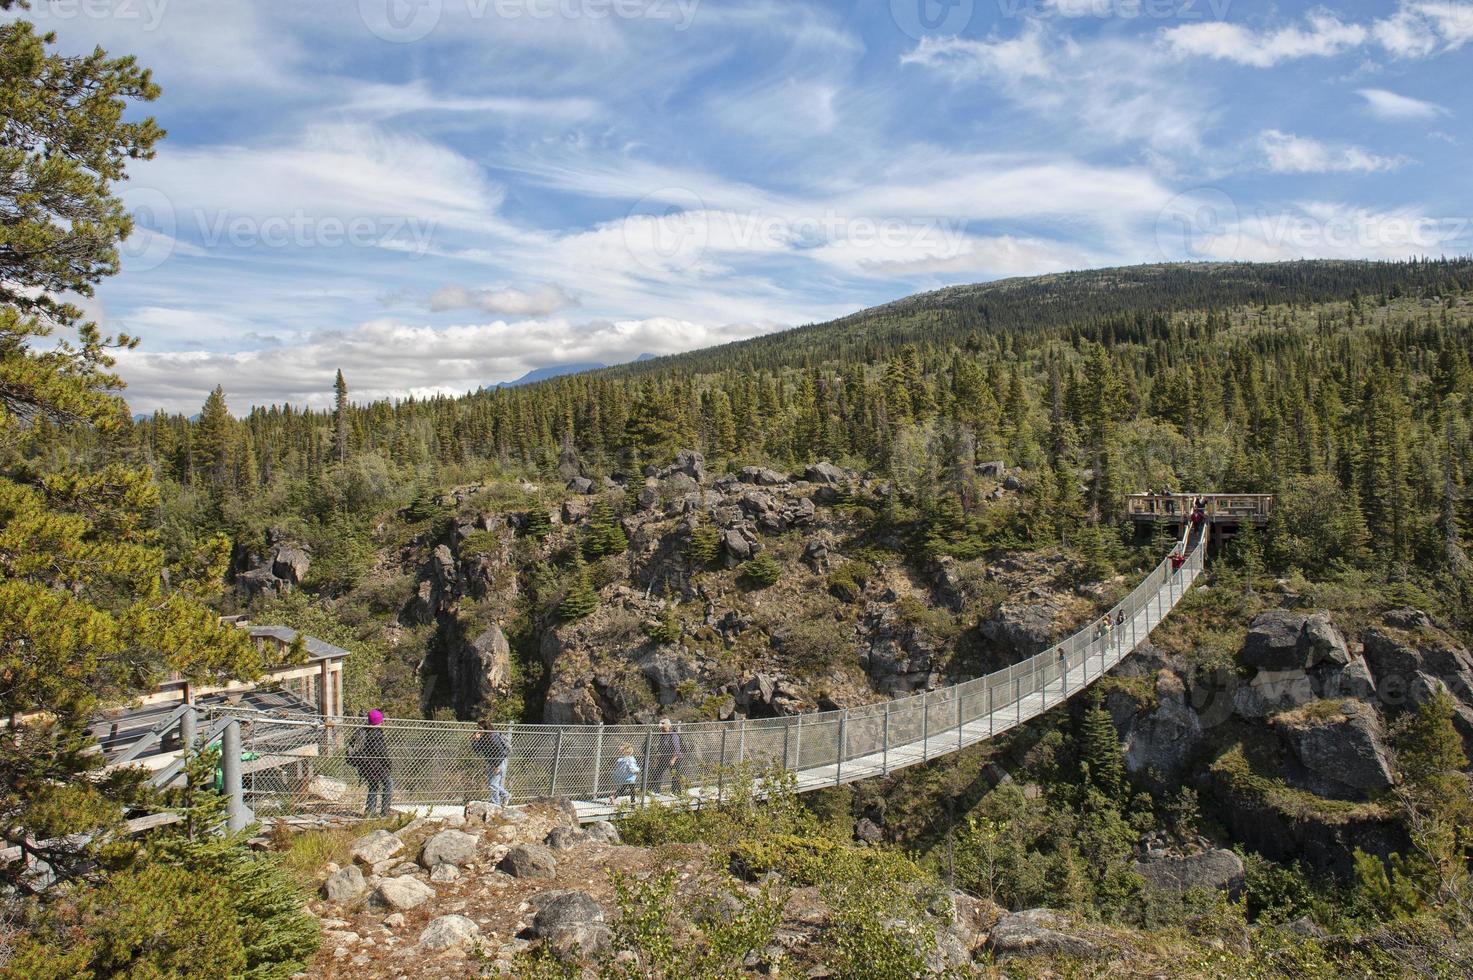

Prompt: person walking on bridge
[
  {"left": 607, "top": 744, "right": 641, "bottom": 807},
  {"left": 348, "top": 709, "right": 392, "bottom": 816},
  {"left": 649, "top": 718, "right": 684, "bottom": 795},
  {"left": 472, "top": 718, "right": 511, "bottom": 808}
]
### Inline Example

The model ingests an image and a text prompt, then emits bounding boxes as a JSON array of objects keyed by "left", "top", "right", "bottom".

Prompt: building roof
[{"left": 249, "top": 625, "right": 351, "bottom": 662}]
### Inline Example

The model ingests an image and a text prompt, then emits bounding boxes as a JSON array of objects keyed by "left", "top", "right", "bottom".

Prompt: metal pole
[
  {"left": 793, "top": 715, "right": 803, "bottom": 770},
  {"left": 591, "top": 725, "right": 604, "bottom": 798},
  {"left": 956, "top": 689, "right": 964, "bottom": 751},
  {"left": 835, "top": 711, "right": 847, "bottom": 786},
  {"left": 921, "top": 697, "right": 930, "bottom": 761},
  {"left": 882, "top": 702, "right": 890, "bottom": 775},
  {"left": 1015, "top": 676, "right": 1022, "bottom": 724},
  {"left": 222, "top": 719, "right": 251, "bottom": 833},
  {"left": 640, "top": 731, "right": 653, "bottom": 805},
  {"left": 180, "top": 703, "right": 197, "bottom": 758},
  {"left": 738, "top": 717, "right": 746, "bottom": 764},
  {"left": 717, "top": 727, "right": 727, "bottom": 802},
  {"left": 782, "top": 721, "right": 792, "bottom": 772},
  {"left": 549, "top": 730, "right": 564, "bottom": 797},
  {"left": 987, "top": 683, "right": 994, "bottom": 736}
]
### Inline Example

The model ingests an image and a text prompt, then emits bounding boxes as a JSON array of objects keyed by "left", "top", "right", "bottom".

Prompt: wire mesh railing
[{"left": 194, "top": 528, "right": 1205, "bottom": 821}]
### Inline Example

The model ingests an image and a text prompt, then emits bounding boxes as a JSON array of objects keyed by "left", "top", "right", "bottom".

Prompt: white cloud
[
  {"left": 900, "top": 25, "right": 1056, "bottom": 81},
  {"left": 1357, "top": 88, "right": 1449, "bottom": 120},
  {"left": 1258, "top": 130, "right": 1407, "bottom": 173},
  {"left": 115, "top": 315, "right": 778, "bottom": 414},
  {"left": 1162, "top": 13, "right": 1367, "bottom": 67},
  {"left": 429, "top": 283, "right": 579, "bottom": 316}
]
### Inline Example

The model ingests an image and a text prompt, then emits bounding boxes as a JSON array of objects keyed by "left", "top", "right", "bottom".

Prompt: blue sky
[{"left": 23, "top": 0, "right": 1473, "bottom": 413}]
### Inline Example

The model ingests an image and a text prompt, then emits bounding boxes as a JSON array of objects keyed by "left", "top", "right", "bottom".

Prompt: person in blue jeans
[
  {"left": 471, "top": 719, "right": 511, "bottom": 807},
  {"left": 606, "top": 744, "right": 640, "bottom": 806}
]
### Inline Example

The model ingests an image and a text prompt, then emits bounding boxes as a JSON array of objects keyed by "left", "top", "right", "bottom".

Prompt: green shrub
[
  {"left": 687, "top": 523, "right": 721, "bottom": 566},
  {"left": 742, "top": 552, "right": 782, "bottom": 588},
  {"left": 645, "top": 605, "right": 681, "bottom": 645},
  {"left": 826, "top": 560, "right": 869, "bottom": 602},
  {"left": 558, "top": 559, "right": 599, "bottom": 621}
]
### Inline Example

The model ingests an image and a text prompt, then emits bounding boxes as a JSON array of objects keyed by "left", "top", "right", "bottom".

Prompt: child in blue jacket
[{"left": 607, "top": 744, "right": 640, "bottom": 806}]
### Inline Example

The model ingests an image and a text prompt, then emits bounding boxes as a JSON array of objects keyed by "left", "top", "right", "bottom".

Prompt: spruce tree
[
  {"left": 332, "top": 368, "right": 350, "bottom": 464},
  {"left": 1079, "top": 690, "right": 1126, "bottom": 805},
  {"left": 523, "top": 505, "right": 552, "bottom": 540},
  {"left": 558, "top": 557, "right": 599, "bottom": 620},
  {"left": 583, "top": 497, "right": 628, "bottom": 558},
  {"left": 687, "top": 519, "right": 721, "bottom": 566},
  {"left": 743, "top": 551, "right": 783, "bottom": 588}
]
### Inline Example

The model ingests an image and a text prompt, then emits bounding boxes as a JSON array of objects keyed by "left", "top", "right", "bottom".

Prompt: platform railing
[{"left": 197, "top": 529, "right": 1206, "bottom": 821}]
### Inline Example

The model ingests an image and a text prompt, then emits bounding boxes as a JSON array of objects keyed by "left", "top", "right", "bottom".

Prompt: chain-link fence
[{"left": 201, "top": 530, "right": 1204, "bottom": 820}]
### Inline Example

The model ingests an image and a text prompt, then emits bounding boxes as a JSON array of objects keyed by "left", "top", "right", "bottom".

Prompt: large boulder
[
  {"left": 1242, "top": 609, "right": 1313, "bottom": 670},
  {"left": 499, "top": 843, "right": 558, "bottom": 879},
  {"left": 1301, "top": 612, "right": 1351, "bottom": 666},
  {"left": 235, "top": 565, "right": 282, "bottom": 600},
  {"left": 738, "top": 466, "right": 786, "bottom": 486},
  {"left": 460, "top": 624, "right": 511, "bottom": 707},
  {"left": 1133, "top": 848, "right": 1245, "bottom": 897},
  {"left": 721, "top": 529, "right": 753, "bottom": 563},
  {"left": 637, "top": 649, "right": 698, "bottom": 705},
  {"left": 322, "top": 864, "right": 367, "bottom": 903},
  {"left": 531, "top": 890, "right": 610, "bottom": 958},
  {"left": 1274, "top": 700, "right": 1395, "bottom": 799},
  {"left": 375, "top": 875, "right": 435, "bottom": 911},
  {"left": 568, "top": 476, "right": 597, "bottom": 494},
  {"left": 804, "top": 462, "right": 846, "bottom": 485},
  {"left": 667, "top": 450, "right": 706, "bottom": 484},
  {"left": 420, "top": 829, "right": 479, "bottom": 869},
  {"left": 351, "top": 829, "right": 404, "bottom": 866},
  {"left": 987, "top": 909, "right": 1096, "bottom": 960},
  {"left": 418, "top": 914, "right": 481, "bottom": 952},
  {"left": 1233, "top": 668, "right": 1318, "bottom": 719}
]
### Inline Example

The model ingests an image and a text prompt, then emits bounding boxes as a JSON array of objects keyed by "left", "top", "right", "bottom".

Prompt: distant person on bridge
[
  {"left": 648, "top": 718, "right": 684, "bottom": 794},
  {"left": 348, "top": 709, "right": 392, "bottom": 816},
  {"left": 1170, "top": 550, "right": 1186, "bottom": 572},
  {"left": 607, "top": 744, "right": 641, "bottom": 806},
  {"left": 472, "top": 718, "right": 511, "bottom": 807},
  {"left": 1057, "top": 648, "right": 1069, "bottom": 691}
]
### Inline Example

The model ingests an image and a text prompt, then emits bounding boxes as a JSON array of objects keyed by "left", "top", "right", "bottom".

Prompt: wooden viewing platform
[{"left": 1126, "top": 492, "right": 1273, "bottom": 549}]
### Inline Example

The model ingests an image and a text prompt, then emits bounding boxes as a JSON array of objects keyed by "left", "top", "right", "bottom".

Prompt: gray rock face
[
  {"left": 499, "top": 843, "right": 558, "bottom": 879},
  {"left": 235, "top": 565, "right": 282, "bottom": 599},
  {"left": 271, "top": 546, "right": 312, "bottom": 584},
  {"left": 977, "top": 460, "right": 1007, "bottom": 478},
  {"left": 568, "top": 476, "right": 597, "bottom": 494},
  {"left": 458, "top": 625, "right": 511, "bottom": 711},
  {"left": 1302, "top": 612, "right": 1351, "bottom": 666},
  {"left": 722, "top": 528, "right": 753, "bottom": 562},
  {"left": 351, "top": 829, "right": 405, "bottom": 866},
  {"left": 637, "top": 648, "right": 697, "bottom": 705},
  {"left": 420, "top": 829, "right": 479, "bottom": 869},
  {"left": 375, "top": 875, "right": 435, "bottom": 910},
  {"left": 323, "top": 864, "right": 367, "bottom": 902},
  {"left": 1233, "top": 668, "right": 1318, "bottom": 719},
  {"left": 738, "top": 466, "right": 786, "bottom": 486},
  {"left": 664, "top": 472, "right": 698, "bottom": 495},
  {"left": 531, "top": 889, "right": 610, "bottom": 958},
  {"left": 1120, "top": 671, "right": 1204, "bottom": 777},
  {"left": 418, "top": 914, "right": 481, "bottom": 951},
  {"left": 1242, "top": 609, "right": 1313, "bottom": 670},
  {"left": 1133, "top": 848, "right": 1245, "bottom": 896},
  {"left": 1276, "top": 700, "right": 1395, "bottom": 799},
  {"left": 667, "top": 450, "right": 706, "bottom": 484},
  {"left": 988, "top": 909, "right": 1096, "bottom": 960},
  {"left": 980, "top": 603, "right": 1055, "bottom": 658}
]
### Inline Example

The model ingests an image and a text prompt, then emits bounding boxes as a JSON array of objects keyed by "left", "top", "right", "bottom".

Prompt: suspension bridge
[{"left": 92, "top": 516, "right": 1207, "bottom": 829}]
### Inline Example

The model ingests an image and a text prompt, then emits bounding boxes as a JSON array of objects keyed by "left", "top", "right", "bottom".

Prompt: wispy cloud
[
  {"left": 1357, "top": 88, "right": 1449, "bottom": 120},
  {"left": 429, "top": 283, "right": 580, "bottom": 316},
  {"left": 1258, "top": 130, "right": 1407, "bottom": 173}
]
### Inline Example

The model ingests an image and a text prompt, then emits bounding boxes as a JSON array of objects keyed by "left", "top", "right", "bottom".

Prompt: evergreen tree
[
  {"left": 557, "top": 557, "right": 598, "bottom": 620},
  {"left": 583, "top": 497, "right": 628, "bottom": 558},
  {"left": 332, "top": 368, "right": 350, "bottom": 464},
  {"left": 523, "top": 505, "right": 552, "bottom": 540},
  {"left": 193, "top": 385, "right": 235, "bottom": 489},
  {"left": 687, "top": 519, "right": 721, "bottom": 566},
  {"left": 742, "top": 551, "right": 783, "bottom": 588},
  {"left": 1078, "top": 690, "right": 1126, "bottom": 804},
  {"left": 0, "top": 4, "right": 257, "bottom": 889}
]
